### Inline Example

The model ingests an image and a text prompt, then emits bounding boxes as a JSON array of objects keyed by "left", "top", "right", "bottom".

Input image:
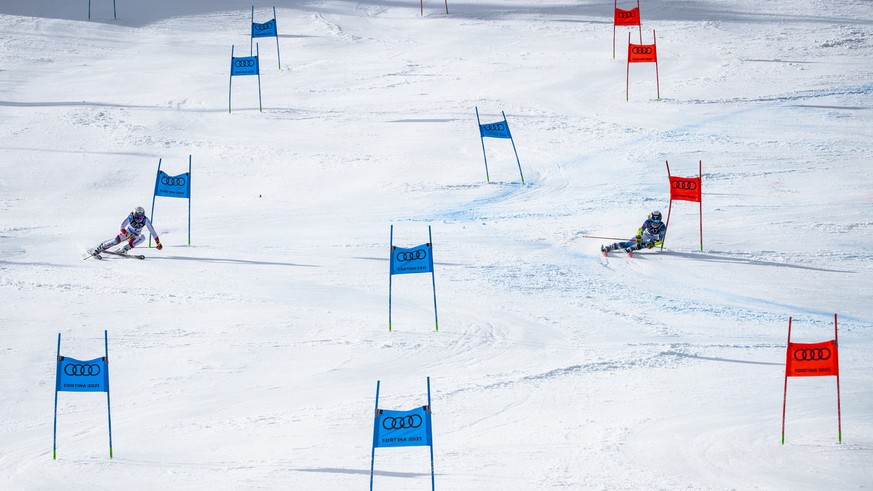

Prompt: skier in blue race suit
[
  {"left": 602, "top": 210, "right": 666, "bottom": 255},
  {"left": 90, "top": 206, "right": 162, "bottom": 257}
]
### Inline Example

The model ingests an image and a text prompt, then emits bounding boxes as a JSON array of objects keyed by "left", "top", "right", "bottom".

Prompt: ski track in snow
[{"left": 1, "top": 0, "right": 873, "bottom": 489}]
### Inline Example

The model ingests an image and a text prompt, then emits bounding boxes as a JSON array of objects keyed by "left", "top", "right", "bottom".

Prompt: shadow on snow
[
  {"left": 665, "top": 250, "right": 854, "bottom": 273},
  {"left": 294, "top": 467, "right": 430, "bottom": 478},
  {"left": 152, "top": 255, "right": 320, "bottom": 268}
]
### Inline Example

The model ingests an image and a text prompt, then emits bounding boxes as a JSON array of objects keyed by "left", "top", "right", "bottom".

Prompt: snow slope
[{"left": 1, "top": 0, "right": 872, "bottom": 489}]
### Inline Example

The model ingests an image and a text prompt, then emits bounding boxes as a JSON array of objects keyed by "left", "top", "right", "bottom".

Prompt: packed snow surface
[{"left": 1, "top": 0, "right": 872, "bottom": 489}]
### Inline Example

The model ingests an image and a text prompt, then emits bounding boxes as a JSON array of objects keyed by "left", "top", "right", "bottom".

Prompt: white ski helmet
[{"left": 133, "top": 206, "right": 146, "bottom": 219}]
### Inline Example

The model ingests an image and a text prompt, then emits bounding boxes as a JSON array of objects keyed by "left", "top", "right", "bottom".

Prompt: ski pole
[{"left": 579, "top": 234, "right": 628, "bottom": 241}]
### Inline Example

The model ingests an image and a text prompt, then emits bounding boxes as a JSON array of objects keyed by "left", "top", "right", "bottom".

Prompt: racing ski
[
  {"left": 102, "top": 250, "right": 145, "bottom": 260},
  {"left": 85, "top": 250, "right": 145, "bottom": 260}
]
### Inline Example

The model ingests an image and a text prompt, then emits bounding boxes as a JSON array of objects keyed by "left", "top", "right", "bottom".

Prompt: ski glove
[
  {"left": 635, "top": 235, "right": 642, "bottom": 243},
  {"left": 155, "top": 239, "right": 163, "bottom": 251},
  {"left": 646, "top": 242, "right": 655, "bottom": 249}
]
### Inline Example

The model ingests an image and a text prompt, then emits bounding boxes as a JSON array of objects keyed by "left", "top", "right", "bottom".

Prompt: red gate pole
[
  {"left": 698, "top": 159, "right": 703, "bottom": 251},
  {"left": 661, "top": 160, "right": 673, "bottom": 251},
  {"left": 835, "top": 313, "right": 842, "bottom": 443},
  {"left": 781, "top": 316, "right": 793, "bottom": 445},
  {"left": 636, "top": 0, "right": 642, "bottom": 43},
  {"left": 653, "top": 30, "right": 660, "bottom": 100},
  {"left": 625, "top": 32, "right": 630, "bottom": 101},
  {"left": 613, "top": 0, "right": 617, "bottom": 59}
]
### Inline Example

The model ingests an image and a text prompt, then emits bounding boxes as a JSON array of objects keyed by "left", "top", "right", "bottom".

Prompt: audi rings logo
[
  {"left": 161, "top": 175, "right": 187, "bottom": 187},
  {"left": 382, "top": 414, "right": 423, "bottom": 431},
  {"left": 794, "top": 348, "right": 831, "bottom": 362},
  {"left": 672, "top": 180, "right": 698, "bottom": 190},
  {"left": 483, "top": 123, "right": 506, "bottom": 132},
  {"left": 616, "top": 11, "right": 638, "bottom": 19},
  {"left": 64, "top": 363, "right": 101, "bottom": 377},
  {"left": 234, "top": 59, "right": 256, "bottom": 68},
  {"left": 631, "top": 47, "right": 654, "bottom": 55},
  {"left": 396, "top": 250, "right": 427, "bottom": 262},
  {"left": 255, "top": 21, "right": 274, "bottom": 31}
]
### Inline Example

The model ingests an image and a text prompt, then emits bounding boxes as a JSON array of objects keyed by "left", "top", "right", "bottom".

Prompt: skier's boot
[{"left": 119, "top": 244, "right": 131, "bottom": 255}]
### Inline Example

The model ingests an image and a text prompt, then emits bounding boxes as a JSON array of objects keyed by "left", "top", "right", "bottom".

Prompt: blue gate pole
[
  {"left": 427, "top": 376, "right": 435, "bottom": 491},
  {"left": 149, "top": 158, "right": 161, "bottom": 248},
  {"left": 53, "top": 333, "right": 61, "bottom": 460},
  {"left": 250, "top": 6, "right": 255, "bottom": 55},
  {"left": 428, "top": 226, "right": 438, "bottom": 332},
  {"left": 503, "top": 111, "right": 524, "bottom": 184},
  {"left": 274, "top": 7, "right": 282, "bottom": 70},
  {"left": 369, "top": 380, "right": 381, "bottom": 491},
  {"left": 475, "top": 106, "right": 490, "bottom": 183},
  {"left": 104, "top": 330, "right": 113, "bottom": 458},
  {"left": 113, "top": 0, "right": 116, "bottom": 19},
  {"left": 229, "top": 45, "right": 235, "bottom": 113},
  {"left": 256, "top": 43, "right": 263, "bottom": 112},
  {"left": 188, "top": 155, "right": 192, "bottom": 246},
  {"left": 88, "top": 0, "right": 91, "bottom": 20},
  {"left": 388, "top": 225, "right": 394, "bottom": 331}
]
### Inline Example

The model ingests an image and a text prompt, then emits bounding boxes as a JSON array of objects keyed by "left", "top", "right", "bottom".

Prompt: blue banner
[
  {"left": 252, "top": 19, "right": 277, "bottom": 38},
  {"left": 373, "top": 407, "right": 432, "bottom": 448},
  {"left": 231, "top": 56, "right": 260, "bottom": 76},
  {"left": 390, "top": 243, "right": 433, "bottom": 275},
  {"left": 56, "top": 356, "right": 108, "bottom": 393},
  {"left": 479, "top": 120, "right": 512, "bottom": 139},
  {"left": 154, "top": 170, "right": 190, "bottom": 199}
]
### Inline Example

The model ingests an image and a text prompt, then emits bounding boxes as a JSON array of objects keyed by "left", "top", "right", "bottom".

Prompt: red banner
[
  {"left": 786, "top": 340, "right": 839, "bottom": 377},
  {"left": 669, "top": 176, "right": 701, "bottom": 202},
  {"left": 614, "top": 7, "right": 640, "bottom": 26},
  {"left": 628, "top": 43, "right": 657, "bottom": 63},
  {"left": 781, "top": 315, "right": 842, "bottom": 445}
]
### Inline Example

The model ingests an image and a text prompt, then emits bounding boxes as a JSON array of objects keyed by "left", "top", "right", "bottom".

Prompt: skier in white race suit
[{"left": 91, "top": 206, "right": 162, "bottom": 256}]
